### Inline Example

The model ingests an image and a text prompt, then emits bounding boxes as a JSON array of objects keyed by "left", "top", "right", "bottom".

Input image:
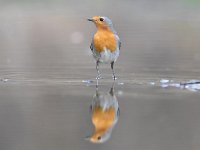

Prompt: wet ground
[
  {"left": 1, "top": 77, "right": 200, "bottom": 150},
  {"left": 1, "top": 59, "right": 200, "bottom": 150},
  {"left": 1, "top": 0, "right": 200, "bottom": 150}
]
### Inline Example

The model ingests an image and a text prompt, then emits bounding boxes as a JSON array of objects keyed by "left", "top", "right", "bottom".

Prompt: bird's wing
[
  {"left": 90, "top": 39, "right": 94, "bottom": 52},
  {"left": 90, "top": 39, "right": 101, "bottom": 60},
  {"left": 115, "top": 34, "right": 121, "bottom": 50}
]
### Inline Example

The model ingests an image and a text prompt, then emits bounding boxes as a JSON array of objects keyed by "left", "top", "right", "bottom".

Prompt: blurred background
[
  {"left": 1, "top": 1, "right": 200, "bottom": 150},
  {"left": 0, "top": 0, "right": 200, "bottom": 79}
]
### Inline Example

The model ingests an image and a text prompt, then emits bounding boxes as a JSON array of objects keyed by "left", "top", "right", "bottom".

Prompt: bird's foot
[
  {"left": 112, "top": 75, "right": 117, "bottom": 80},
  {"left": 96, "top": 75, "right": 103, "bottom": 80}
]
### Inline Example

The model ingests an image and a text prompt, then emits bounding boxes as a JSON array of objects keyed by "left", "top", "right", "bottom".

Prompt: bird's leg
[
  {"left": 109, "top": 80, "right": 115, "bottom": 96},
  {"left": 96, "top": 79, "right": 99, "bottom": 93},
  {"left": 96, "top": 60, "right": 102, "bottom": 80},
  {"left": 111, "top": 61, "right": 117, "bottom": 80}
]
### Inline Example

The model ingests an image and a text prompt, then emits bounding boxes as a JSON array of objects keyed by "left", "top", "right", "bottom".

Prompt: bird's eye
[
  {"left": 97, "top": 136, "right": 101, "bottom": 140},
  {"left": 99, "top": 18, "right": 104, "bottom": 22}
]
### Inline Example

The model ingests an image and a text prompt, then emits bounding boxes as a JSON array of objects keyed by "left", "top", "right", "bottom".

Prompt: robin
[
  {"left": 88, "top": 16, "right": 121, "bottom": 80},
  {"left": 86, "top": 82, "right": 120, "bottom": 143}
]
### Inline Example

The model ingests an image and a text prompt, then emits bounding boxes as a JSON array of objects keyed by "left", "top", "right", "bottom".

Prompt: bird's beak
[{"left": 87, "top": 18, "right": 93, "bottom": 22}]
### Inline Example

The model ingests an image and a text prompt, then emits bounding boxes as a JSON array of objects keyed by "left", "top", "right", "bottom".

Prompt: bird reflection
[{"left": 87, "top": 81, "right": 120, "bottom": 143}]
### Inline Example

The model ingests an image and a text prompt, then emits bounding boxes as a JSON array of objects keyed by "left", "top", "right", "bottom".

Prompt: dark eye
[
  {"left": 97, "top": 136, "right": 101, "bottom": 140},
  {"left": 99, "top": 18, "right": 104, "bottom": 22}
]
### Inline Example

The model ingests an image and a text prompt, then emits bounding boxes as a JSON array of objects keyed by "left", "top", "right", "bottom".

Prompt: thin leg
[
  {"left": 109, "top": 80, "right": 115, "bottom": 96},
  {"left": 96, "top": 60, "right": 102, "bottom": 80},
  {"left": 111, "top": 61, "right": 117, "bottom": 80},
  {"left": 96, "top": 79, "right": 99, "bottom": 91}
]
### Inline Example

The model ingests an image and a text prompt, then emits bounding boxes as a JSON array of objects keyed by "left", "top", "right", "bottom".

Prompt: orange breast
[
  {"left": 92, "top": 106, "right": 115, "bottom": 130},
  {"left": 93, "top": 30, "right": 117, "bottom": 53}
]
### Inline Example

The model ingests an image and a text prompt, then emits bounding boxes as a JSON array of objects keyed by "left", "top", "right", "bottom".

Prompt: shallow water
[
  {"left": 0, "top": 77, "right": 200, "bottom": 150},
  {"left": 1, "top": 0, "right": 200, "bottom": 149}
]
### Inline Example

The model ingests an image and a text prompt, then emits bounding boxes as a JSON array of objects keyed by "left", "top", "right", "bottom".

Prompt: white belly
[
  {"left": 100, "top": 49, "right": 119, "bottom": 63},
  {"left": 93, "top": 48, "right": 120, "bottom": 63},
  {"left": 92, "top": 92, "right": 119, "bottom": 124}
]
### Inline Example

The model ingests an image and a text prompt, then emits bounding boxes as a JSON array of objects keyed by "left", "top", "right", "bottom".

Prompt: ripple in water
[{"left": 159, "top": 79, "right": 200, "bottom": 92}]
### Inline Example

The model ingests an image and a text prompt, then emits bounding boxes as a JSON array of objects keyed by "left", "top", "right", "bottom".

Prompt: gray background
[{"left": 0, "top": 0, "right": 200, "bottom": 150}]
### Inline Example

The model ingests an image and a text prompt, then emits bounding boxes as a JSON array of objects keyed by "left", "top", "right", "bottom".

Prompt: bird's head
[
  {"left": 88, "top": 16, "right": 113, "bottom": 30},
  {"left": 85, "top": 128, "right": 112, "bottom": 143}
]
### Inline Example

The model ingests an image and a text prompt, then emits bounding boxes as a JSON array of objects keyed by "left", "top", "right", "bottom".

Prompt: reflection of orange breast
[
  {"left": 92, "top": 106, "right": 115, "bottom": 130},
  {"left": 93, "top": 30, "right": 117, "bottom": 53}
]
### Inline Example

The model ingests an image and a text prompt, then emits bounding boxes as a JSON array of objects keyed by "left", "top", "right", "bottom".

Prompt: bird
[
  {"left": 88, "top": 16, "right": 121, "bottom": 80},
  {"left": 86, "top": 82, "right": 120, "bottom": 143}
]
